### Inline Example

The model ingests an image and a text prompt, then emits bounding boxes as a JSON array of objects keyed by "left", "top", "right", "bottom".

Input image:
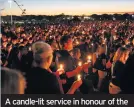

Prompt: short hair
[
  {"left": 1, "top": 67, "right": 25, "bottom": 94},
  {"left": 12, "top": 36, "right": 17, "bottom": 40},
  {"left": 48, "top": 38, "right": 55, "bottom": 45},
  {"left": 7, "top": 43, "right": 12, "bottom": 47},
  {"left": 60, "top": 35, "right": 71, "bottom": 47},
  {"left": 18, "top": 46, "right": 27, "bottom": 51},
  {"left": 32, "top": 41, "right": 53, "bottom": 64}
]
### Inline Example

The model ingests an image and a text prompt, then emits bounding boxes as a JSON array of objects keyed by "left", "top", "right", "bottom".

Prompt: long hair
[
  {"left": 113, "top": 47, "right": 128, "bottom": 63},
  {"left": 1, "top": 67, "right": 25, "bottom": 94}
]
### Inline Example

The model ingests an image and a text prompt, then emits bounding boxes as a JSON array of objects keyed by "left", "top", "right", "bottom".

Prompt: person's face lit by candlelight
[
  {"left": 73, "top": 48, "right": 81, "bottom": 60},
  {"left": 61, "top": 36, "right": 73, "bottom": 51}
]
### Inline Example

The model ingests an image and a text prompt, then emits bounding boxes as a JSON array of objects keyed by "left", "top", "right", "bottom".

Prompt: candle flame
[
  {"left": 60, "top": 64, "right": 63, "bottom": 69},
  {"left": 87, "top": 55, "right": 92, "bottom": 62},
  {"left": 77, "top": 74, "right": 81, "bottom": 80},
  {"left": 76, "top": 41, "right": 79, "bottom": 45},
  {"left": 88, "top": 56, "right": 91, "bottom": 60},
  {"left": 78, "top": 62, "right": 82, "bottom": 66}
]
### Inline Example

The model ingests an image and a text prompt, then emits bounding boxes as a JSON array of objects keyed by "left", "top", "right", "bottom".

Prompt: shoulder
[
  {"left": 27, "top": 67, "right": 57, "bottom": 79},
  {"left": 114, "top": 61, "right": 125, "bottom": 71},
  {"left": 115, "top": 61, "right": 124, "bottom": 66},
  {"left": 58, "top": 50, "right": 70, "bottom": 57}
]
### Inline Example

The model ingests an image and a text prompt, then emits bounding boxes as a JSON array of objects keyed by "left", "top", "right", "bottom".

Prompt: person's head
[
  {"left": 23, "top": 39, "right": 28, "bottom": 45},
  {"left": 48, "top": 38, "right": 58, "bottom": 50},
  {"left": 113, "top": 47, "right": 129, "bottom": 64},
  {"left": 7, "top": 37, "right": 11, "bottom": 42},
  {"left": 6, "top": 43, "right": 12, "bottom": 52},
  {"left": 2, "top": 35, "right": 7, "bottom": 42},
  {"left": 32, "top": 41, "right": 53, "bottom": 69},
  {"left": 18, "top": 46, "right": 28, "bottom": 55},
  {"left": 1, "top": 67, "right": 26, "bottom": 94},
  {"left": 29, "top": 37, "right": 33, "bottom": 44},
  {"left": 73, "top": 48, "right": 81, "bottom": 59},
  {"left": 2, "top": 42, "right": 7, "bottom": 49},
  {"left": 60, "top": 35, "right": 73, "bottom": 51},
  {"left": 16, "top": 33, "right": 21, "bottom": 37},
  {"left": 21, "top": 33, "right": 26, "bottom": 38},
  {"left": 12, "top": 37, "right": 18, "bottom": 45},
  {"left": 126, "top": 45, "right": 132, "bottom": 53},
  {"left": 98, "top": 44, "right": 106, "bottom": 54}
]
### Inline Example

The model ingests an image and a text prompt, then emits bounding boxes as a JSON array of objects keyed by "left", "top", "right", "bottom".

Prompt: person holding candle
[
  {"left": 25, "top": 41, "right": 82, "bottom": 94},
  {"left": 48, "top": 38, "right": 60, "bottom": 72},
  {"left": 93, "top": 44, "right": 107, "bottom": 91},
  {"left": 58, "top": 35, "right": 92, "bottom": 94}
]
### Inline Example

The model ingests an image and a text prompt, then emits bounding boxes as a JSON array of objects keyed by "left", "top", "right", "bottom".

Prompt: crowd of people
[{"left": 1, "top": 20, "right": 134, "bottom": 94}]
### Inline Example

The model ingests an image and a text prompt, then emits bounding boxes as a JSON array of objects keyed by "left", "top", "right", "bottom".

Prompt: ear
[
  {"left": 46, "top": 56, "right": 51, "bottom": 63},
  {"left": 46, "top": 55, "right": 53, "bottom": 64}
]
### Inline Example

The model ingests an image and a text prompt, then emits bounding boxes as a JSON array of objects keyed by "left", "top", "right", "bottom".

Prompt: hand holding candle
[{"left": 56, "top": 64, "right": 65, "bottom": 76}]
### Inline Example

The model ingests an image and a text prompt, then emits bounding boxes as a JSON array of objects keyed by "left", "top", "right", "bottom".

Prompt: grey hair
[
  {"left": 1, "top": 67, "right": 25, "bottom": 94},
  {"left": 32, "top": 41, "right": 53, "bottom": 64}
]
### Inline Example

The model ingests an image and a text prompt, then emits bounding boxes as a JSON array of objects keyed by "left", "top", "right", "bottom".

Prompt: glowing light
[
  {"left": 78, "top": 61, "right": 82, "bottom": 66},
  {"left": 76, "top": 41, "right": 79, "bottom": 45},
  {"left": 87, "top": 55, "right": 92, "bottom": 62},
  {"left": 60, "top": 64, "right": 63, "bottom": 69},
  {"left": 77, "top": 74, "right": 81, "bottom": 81},
  {"left": 8, "top": 0, "right": 12, "bottom": 8}
]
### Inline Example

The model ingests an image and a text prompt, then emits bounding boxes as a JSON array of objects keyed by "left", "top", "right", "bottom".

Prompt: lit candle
[
  {"left": 60, "top": 64, "right": 63, "bottom": 70},
  {"left": 78, "top": 61, "right": 82, "bottom": 66},
  {"left": 76, "top": 41, "right": 79, "bottom": 45},
  {"left": 77, "top": 74, "right": 81, "bottom": 81},
  {"left": 87, "top": 55, "right": 92, "bottom": 62}
]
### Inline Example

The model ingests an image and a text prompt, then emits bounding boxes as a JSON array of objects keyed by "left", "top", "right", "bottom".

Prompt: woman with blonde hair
[
  {"left": 109, "top": 47, "right": 129, "bottom": 94},
  {"left": 1, "top": 67, "right": 26, "bottom": 94}
]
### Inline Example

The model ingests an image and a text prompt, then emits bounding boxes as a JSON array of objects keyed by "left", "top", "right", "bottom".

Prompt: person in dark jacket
[
  {"left": 109, "top": 47, "right": 129, "bottom": 94},
  {"left": 120, "top": 54, "right": 134, "bottom": 94},
  {"left": 25, "top": 41, "right": 62, "bottom": 94},
  {"left": 25, "top": 41, "right": 82, "bottom": 94}
]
